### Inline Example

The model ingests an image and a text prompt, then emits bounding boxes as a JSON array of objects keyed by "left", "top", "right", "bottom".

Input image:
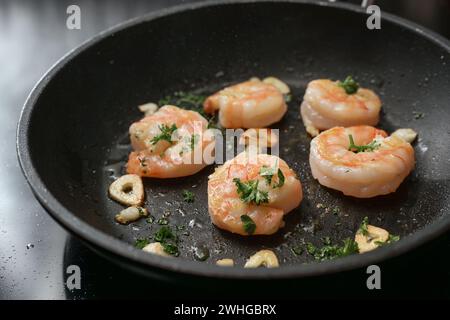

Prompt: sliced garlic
[
  {"left": 138, "top": 102, "right": 158, "bottom": 116},
  {"left": 263, "top": 77, "right": 290, "bottom": 94},
  {"left": 216, "top": 259, "right": 234, "bottom": 267},
  {"left": 355, "top": 225, "right": 389, "bottom": 253},
  {"left": 244, "top": 250, "right": 279, "bottom": 268},
  {"left": 115, "top": 206, "right": 148, "bottom": 225},
  {"left": 109, "top": 174, "right": 144, "bottom": 206},
  {"left": 392, "top": 128, "right": 417, "bottom": 143},
  {"left": 142, "top": 242, "right": 170, "bottom": 257},
  {"left": 306, "top": 125, "right": 319, "bottom": 137},
  {"left": 239, "top": 128, "right": 279, "bottom": 148}
]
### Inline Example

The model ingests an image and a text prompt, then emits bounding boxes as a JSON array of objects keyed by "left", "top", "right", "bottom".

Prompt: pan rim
[{"left": 17, "top": 0, "right": 450, "bottom": 280}]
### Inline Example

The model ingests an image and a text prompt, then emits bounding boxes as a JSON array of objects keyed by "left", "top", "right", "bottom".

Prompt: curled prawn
[
  {"left": 204, "top": 79, "right": 287, "bottom": 129},
  {"left": 301, "top": 79, "right": 381, "bottom": 136},
  {"left": 127, "top": 105, "right": 214, "bottom": 178},
  {"left": 309, "top": 125, "right": 415, "bottom": 198},
  {"left": 208, "top": 152, "right": 302, "bottom": 235}
]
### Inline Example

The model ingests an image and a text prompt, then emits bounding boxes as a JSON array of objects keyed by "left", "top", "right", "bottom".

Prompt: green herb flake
[
  {"left": 157, "top": 217, "right": 169, "bottom": 225},
  {"left": 182, "top": 190, "right": 195, "bottom": 203},
  {"left": 291, "top": 246, "right": 304, "bottom": 256},
  {"left": 259, "top": 164, "right": 284, "bottom": 189},
  {"left": 190, "top": 134, "right": 199, "bottom": 150},
  {"left": 136, "top": 207, "right": 146, "bottom": 217},
  {"left": 159, "top": 91, "right": 218, "bottom": 127},
  {"left": 150, "top": 123, "right": 177, "bottom": 145},
  {"left": 337, "top": 76, "right": 359, "bottom": 95},
  {"left": 134, "top": 238, "right": 150, "bottom": 249},
  {"left": 146, "top": 216, "right": 155, "bottom": 224},
  {"left": 375, "top": 234, "right": 401, "bottom": 246},
  {"left": 161, "top": 242, "right": 179, "bottom": 256},
  {"left": 273, "top": 169, "right": 285, "bottom": 188},
  {"left": 260, "top": 165, "right": 276, "bottom": 185},
  {"left": 154, "top": 226, "right": 179, "bottom": 256},
  {"left": 154, "top": 226, "right": 176, "bottom": 242},
  {"left": 348, "top": 134, "right": 380, "bottom": 153},
  {"left": 306, "top": 238, "right": 359, "bottom": 261},
  {"left": 358, "top": 216, "right": 370, "bottom": 236},
  {"left": 332, "top": 207, "right": 340, "bottom": 215},
  {"left": 233, "top": 178, "right": 269, "bottom": 206},
  {"left": 413, "top": 111, "right": 425, "bottom": 120},
  {"left": 159, "top": 91, "right": 206, "bottom": 110},
  {"left": 306, "top": 242, "right": 317, "bottom": 255},
  {"left": 240, "top": 214, "right": 256, "bottom": 235},
  {"left": 388, "top": 234, "right": 400, "bottom": 242},
  {"left": 322, "top": 236, "right": 332, "bottom": 245}
]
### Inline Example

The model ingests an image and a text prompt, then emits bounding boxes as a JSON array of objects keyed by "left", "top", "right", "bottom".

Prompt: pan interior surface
[{"left": 21, "top": 1, "right": 450, "bottom": 277}]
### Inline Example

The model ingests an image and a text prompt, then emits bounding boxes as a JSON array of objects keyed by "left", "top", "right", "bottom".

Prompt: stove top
[{"left": 1, "top": 0, "right": 449, "bottom": 299}]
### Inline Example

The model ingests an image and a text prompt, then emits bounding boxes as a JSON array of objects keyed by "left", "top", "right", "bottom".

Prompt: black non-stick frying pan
[{"left": 17, "top": 0, "right": 450, "bottom": 280}]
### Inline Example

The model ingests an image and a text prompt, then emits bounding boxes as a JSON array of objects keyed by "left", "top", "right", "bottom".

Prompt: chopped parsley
[
  {"left": 146, "top": 215, "right": 155, "bottom": 224},
  {"left": 134, "top": 238, "right": 150, "bottom": 249},
  {"left": 273, "top": 168, "right": 285, "bottom": 188},
  {"left": 321, "top": 236, "right": 332, "bottom": 245},
  {"left": 358, "top": 216, "right": 370, "bottom": 236},
  {"left": 291, "top": 246, "right": 304, "bottom": 256},
  {"left": 306, "top": 238, "right": 359, "bottom": 261},
  {"left": 154, "top": 226, "right": 179, "bottom": 256},
  {"left": 240, "top": 214, "right": 256, "bottom": 235},
  {"left": 160, "top": 243, "right": 179, "bottom": 256},
  {"left": 306, "top": 242, "right": 317, "bottom": 255},
  {"left": 150, "top": 123, "right": 177, "bottom": 145},
  {"left": 337, "top": 76, "right": 359, "bottom": 94},
  {"left": 375, "top": 234, "right": 400, "bottom": 246},
  {"left": 182, "top": 190, "right": 195, "bottom": 203},
  {"left": 157, "top": 217, "right": 169, "bottom": 225},
  {"left": 159, "top": 91, "right": 218, "bottom": 128},
  {"left": 348, "top": 134, "right": 380, "bottom": 153},
  {"left": 137, "top": 207, "right": 147, "bottom": 217},
  {"left": 175, "top": 225, "right": 186, "bottom": 231},
  {"left": 154, "top": 226, "right": 175, "bottom": 242},
  {"left": 259, "top": 165, "right": 285, "bottom": 188},
  {"left": 260, "top": 166, "right": 275, "bottom": 185},
  {"left": 190, "top": 134, "right": 199, "bottom": 150},
  {"left": 413, "top": 111, "right": 425, "bottom": 120},
  {"left": 159, "top": 91, "right": 206, "bottom": 111},
  {"left": 233, "top": 178, "right": 269, "bottom": 205}
]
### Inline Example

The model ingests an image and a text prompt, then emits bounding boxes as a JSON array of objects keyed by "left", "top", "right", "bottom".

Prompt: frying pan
[{"left": 17, "top": 0, "right": 450, "bottom": 280}]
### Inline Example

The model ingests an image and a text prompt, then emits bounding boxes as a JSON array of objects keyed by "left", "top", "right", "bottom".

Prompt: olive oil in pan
[{"left": 98, "top": 83, "right": 426, "bottom": 265}]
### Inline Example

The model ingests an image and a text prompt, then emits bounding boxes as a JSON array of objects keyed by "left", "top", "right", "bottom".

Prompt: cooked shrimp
[
  {"left": 208, "top": 152, "right": 302, "bottom": 235},
  {"left": 204, "top": 79, "right": 287, "bottom": 128},
  {"left": 301, "top": 78, "right": 381, "bottom": 136},
  {"left": 309, "top": 125, "right": 415, "bottom": 198},
  {"left": 127, "top": 105, "right": 214, "bottom": 178}
]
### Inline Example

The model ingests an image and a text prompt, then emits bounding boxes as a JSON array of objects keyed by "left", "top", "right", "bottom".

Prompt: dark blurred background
[{"left": 0, "top": 0, "right": 449, "bottom": 299}]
